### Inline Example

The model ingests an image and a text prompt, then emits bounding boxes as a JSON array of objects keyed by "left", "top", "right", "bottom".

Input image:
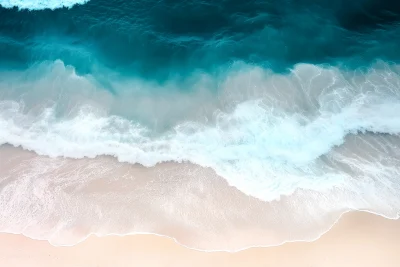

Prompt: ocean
[{"left": 0, "top": 0, "right": 400, "bottom": 250}]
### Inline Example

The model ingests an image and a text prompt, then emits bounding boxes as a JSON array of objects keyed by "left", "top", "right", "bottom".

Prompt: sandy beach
[{"left": 0, "top": 211, "right": 399, "bottom": 267}]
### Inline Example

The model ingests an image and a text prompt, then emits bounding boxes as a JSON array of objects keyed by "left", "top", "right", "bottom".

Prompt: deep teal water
[{"left": 1, "top": 0, "right": 400, "bottom": 80}]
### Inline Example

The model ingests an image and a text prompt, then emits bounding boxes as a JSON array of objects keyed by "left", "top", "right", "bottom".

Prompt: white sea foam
[
  {"left": 1, "top": 60, "right": 400, "bottom": 201},
  {"left": 0, "top": 0, "right": 90, "bottom": 10}
]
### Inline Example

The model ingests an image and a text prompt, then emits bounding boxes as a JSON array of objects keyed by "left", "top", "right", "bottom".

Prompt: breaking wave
[
  {"left": 0, "top": 0, "right": 90, "bottom": 10},
  {"left": 1, "top": 60, "right": 400, "bottom": 201}
]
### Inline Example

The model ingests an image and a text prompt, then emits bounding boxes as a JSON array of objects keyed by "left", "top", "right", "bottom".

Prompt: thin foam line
[{"left": 1, "top": 209, "right": 398, "bottom": 253}]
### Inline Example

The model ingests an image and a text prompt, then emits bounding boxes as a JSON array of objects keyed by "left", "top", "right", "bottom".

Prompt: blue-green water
[
  {"left": 1, "top": 0, "right": 400, "bottom": 76},
  {"left": 1, "top": 1, "right": 400, "bottom": 241}
]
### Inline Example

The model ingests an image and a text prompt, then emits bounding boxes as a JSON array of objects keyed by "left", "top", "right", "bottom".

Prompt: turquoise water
[{"left": 1, "top": 0, "right": 400, "bottom": 76}]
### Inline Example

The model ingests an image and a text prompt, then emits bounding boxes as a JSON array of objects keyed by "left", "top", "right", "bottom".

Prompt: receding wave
[
  {"left": 0, "top": 0, "right": 90, "bottom": 10},
  {"left": 0, "top": 145, "right": 399, "bottom": 251}
]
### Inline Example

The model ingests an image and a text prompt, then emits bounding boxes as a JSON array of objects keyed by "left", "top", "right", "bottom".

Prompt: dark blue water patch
[
  {"left": 333, "top": 0, "right": 400, "bottom": 31},
  {"left": 0, "top": 0, "right": 400, "bottom": 80}
]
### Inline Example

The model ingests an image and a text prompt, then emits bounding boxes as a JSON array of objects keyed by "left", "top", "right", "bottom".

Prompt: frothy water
[
  {"left": 1, "top": 0, "right": 400, "bottom": 251},
  {"left": 0, "top": 0, "right": 90, "bottom": 10},
  {"left": 1, "top": 61, "right": 400, "bottom": 201}
]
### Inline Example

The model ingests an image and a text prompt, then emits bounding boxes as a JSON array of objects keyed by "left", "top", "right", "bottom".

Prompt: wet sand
[{"left": 0, "top": 212, "right": 399, "bottom": 267}]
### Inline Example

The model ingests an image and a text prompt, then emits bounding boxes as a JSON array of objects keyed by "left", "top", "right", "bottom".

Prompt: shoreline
[
  {"left": 1, "top": 211, "right": 400, "bottom": 267},
  {"left": 4, "top": 209, "right": 398, "bottom": 253}
]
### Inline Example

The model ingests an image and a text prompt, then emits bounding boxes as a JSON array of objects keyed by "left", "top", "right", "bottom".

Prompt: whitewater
[
  {"left": 0, "top": 0, "right": 90, "bottom": 10},
  {"left": 1, "top": 60, "right": 400, "bottom": 199}
]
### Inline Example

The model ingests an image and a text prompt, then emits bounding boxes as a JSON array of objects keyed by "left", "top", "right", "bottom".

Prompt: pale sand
[{"left": 0, "top": 212, "right": 399, "bottom": 267}]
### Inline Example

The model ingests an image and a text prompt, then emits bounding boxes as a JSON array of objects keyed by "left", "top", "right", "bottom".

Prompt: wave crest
[{"left": 0, "top": 0, "right": 90, "bottom": 10}]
